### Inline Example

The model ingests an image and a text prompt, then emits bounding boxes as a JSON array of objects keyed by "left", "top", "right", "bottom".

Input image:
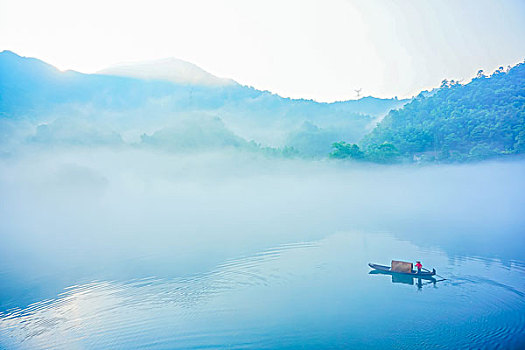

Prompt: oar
[{"left": 422, "top": 267, "right": 447, "bottom": 280}]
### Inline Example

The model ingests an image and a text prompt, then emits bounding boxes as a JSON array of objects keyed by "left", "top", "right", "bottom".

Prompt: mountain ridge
[
  {"left": 0, "top": 50, "right": 406, "bottom": 106},
  {"left": 0, "top": 50, "right": 409, "bottom": 154},
  {"left": 97, "top": 57, "right": 237, "bottom": 87}
]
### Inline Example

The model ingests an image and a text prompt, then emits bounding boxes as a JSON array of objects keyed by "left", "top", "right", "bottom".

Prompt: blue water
[
  {"left": 1, "top": 154, "right": 524, "bottom": 349},
  {"left": 1, "top": 230, "right": 524, "bottom": 349}
]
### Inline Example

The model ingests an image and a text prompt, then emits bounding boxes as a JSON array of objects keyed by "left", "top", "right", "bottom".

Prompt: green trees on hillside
[
  {"left": 330, "top": 142, "right": 364, "bottom": 160},
  {"left": 329, "top": 141, "right": 399, "bottom": 163},
  {"left": 365, "top": 143, "right": 400, "bottom": 163},
  {"left": 334, "top": 61, "right": 525, "bottom": 163}
]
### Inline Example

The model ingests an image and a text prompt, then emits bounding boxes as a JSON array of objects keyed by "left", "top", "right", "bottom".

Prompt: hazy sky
[{"left": 1, "top": 0, "right": 524, "bottom": 101}]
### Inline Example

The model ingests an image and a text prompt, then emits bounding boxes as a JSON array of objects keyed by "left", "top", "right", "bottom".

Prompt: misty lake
[{"left": 1, "top": 150, "right": 524, "bottom": 349}]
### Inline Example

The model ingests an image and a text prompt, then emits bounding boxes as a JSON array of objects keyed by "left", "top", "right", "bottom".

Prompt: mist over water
[
  {"left": 1, "top": 3, "right": 524, "bottom": 345},
  {"left": 1, "top": 146, "right": 524, "bottom": 348}
]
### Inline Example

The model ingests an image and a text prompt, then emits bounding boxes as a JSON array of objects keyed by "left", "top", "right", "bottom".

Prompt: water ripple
[{"left": 1, "top": 234, "right": 524, "bottom": 349}]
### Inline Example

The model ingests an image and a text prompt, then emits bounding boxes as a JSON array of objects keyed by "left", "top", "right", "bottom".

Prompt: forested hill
[
  {"left": 0, "top": 50, "right": 407, "bottom": 153},
  {"left": 353, "top": 61, "right": 525, "bottom": 162}
]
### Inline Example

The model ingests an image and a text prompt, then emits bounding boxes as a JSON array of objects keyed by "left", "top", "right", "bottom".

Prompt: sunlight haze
[
  {"left": 0, "top": 0, "right": 524, "bottom": 101},
  {"left": 1, "top": 1, "right": 525, "bottom": 348}
]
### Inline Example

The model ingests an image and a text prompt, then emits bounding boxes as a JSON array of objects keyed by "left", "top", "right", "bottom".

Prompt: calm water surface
[
  {"left": 1, "top": 230, "right": 524, "bottom": 349},
  {"left": 0, "top": 154, "right": 524, "bottom": 349}
]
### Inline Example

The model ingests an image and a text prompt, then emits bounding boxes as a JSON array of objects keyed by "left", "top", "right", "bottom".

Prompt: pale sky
[{"left": 1, "top": 0, "right": 524, "bottom": 101}]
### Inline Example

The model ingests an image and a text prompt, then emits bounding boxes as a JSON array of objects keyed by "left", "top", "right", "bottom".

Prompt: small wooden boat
[{"left": 368, "top": 263, "right": 436, "bottom": 277}]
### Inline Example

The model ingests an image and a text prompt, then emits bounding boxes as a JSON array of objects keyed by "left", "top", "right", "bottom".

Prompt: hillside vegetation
[
  {"left": 332, "top": 61, "right": 525, "bottom": 163},
  {"left": 0, "top": 50, "right": 406, "bottom": 156}
]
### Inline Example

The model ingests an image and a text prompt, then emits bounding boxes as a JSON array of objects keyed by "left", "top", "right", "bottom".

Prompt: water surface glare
[{"left": 1, "top": 231, "right": 524, "bottom": 349}]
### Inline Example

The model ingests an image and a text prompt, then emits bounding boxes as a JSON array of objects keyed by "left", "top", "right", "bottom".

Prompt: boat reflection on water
[{"left": 369, "top": 270, "right": 438, "bottom": 290}]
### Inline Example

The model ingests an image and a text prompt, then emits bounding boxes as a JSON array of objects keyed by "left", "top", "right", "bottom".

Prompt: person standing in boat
[{"left": 415, "top": 261, "right": 423, "bottom": 274}]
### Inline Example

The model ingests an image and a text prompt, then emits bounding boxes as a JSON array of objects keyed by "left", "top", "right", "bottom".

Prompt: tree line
[{"left": 331, "top": 61, "right": 525, "bottom": 163}]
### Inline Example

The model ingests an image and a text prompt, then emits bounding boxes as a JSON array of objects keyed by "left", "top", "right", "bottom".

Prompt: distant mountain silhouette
[
  {"left": 98, "top": 57, "right": 237, "bottom": 87},
  {"left": 0, "top": 50, "right": 406, "bottom": 116},
  {"left": 0, "top": 50, "right": 409, "bottom": 153}
]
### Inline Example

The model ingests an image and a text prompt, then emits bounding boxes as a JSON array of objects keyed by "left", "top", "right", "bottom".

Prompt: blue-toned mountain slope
[{"left": 0, "top": 50, "right": 407, "bottom": 153}]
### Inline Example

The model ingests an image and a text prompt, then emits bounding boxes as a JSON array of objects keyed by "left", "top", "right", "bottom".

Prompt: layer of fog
[
  {"left": 0, "top": 108, "right": 374, "bottom": 157},
  {"left": 1, "top": 146, "right": 524, "bottom": 308}
]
